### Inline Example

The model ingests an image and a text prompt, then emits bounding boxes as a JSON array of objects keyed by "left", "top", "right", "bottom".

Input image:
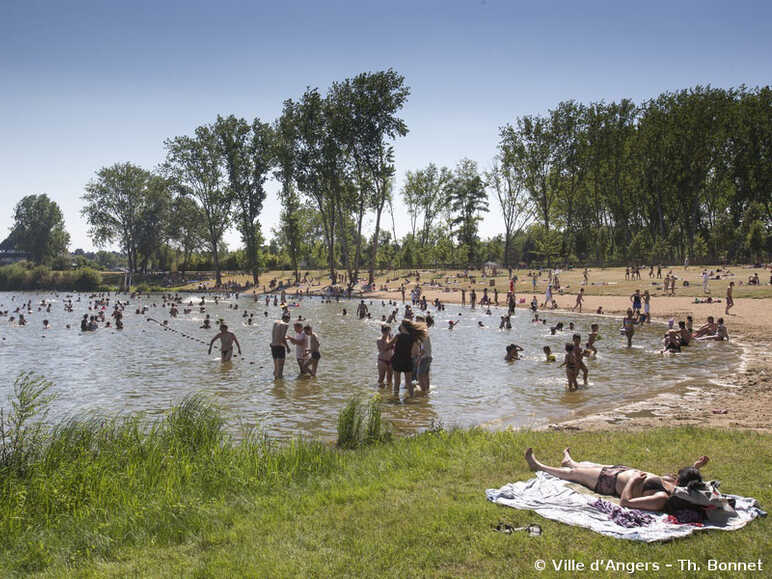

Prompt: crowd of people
[{"left": 1, "top": 265, "right": 737, "bottom": 398}]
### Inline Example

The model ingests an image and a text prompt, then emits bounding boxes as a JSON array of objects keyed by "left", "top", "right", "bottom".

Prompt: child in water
[
  {"left": 543, "top": 345, "right": 556, "bottom": 362},
  {"left": 585, "top": 323, "right": 599, "bottom": 355},
  {"left": 505, "top": 344, "right": 524, "bottom": 361},
  {"left": 559, "top": 343, "right": 579, "bottom": 391}
]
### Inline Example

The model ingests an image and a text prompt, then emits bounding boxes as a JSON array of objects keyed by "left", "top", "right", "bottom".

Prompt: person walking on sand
[
  {"left": 702, "top": 270, "right": 710, "bottom": 294},
  {"left": 643, "top": 290, "right": 651, "bottom": 323},
  {"left": 572, "top": 288, "right": 584, "bottom": 312},
  {"left": 725, "top": 281, "right": 735, "bottom": 315},
  {"left": 208, "top": 323, "right": 241, "bottom": 362}
]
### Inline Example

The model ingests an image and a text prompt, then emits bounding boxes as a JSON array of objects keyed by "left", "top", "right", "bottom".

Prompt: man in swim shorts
[
  {"left": 208, "top": 323, "right": 241, "bottom": 362},
  {"left": 271, "top": 313, "right": 291, "bottom": 378}
]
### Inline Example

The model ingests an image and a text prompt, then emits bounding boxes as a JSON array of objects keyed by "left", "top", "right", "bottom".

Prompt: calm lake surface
[{"left": 0, "top": 291, "right": 740, "bottom": 440}]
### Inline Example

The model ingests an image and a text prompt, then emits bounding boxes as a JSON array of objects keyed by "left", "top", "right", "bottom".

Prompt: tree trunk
[
  {"left": 212, "top": 239, "right": 222, "bottom": 287},
  {"left": 369, "top": 197, "right": 385, "bottom": 285},
  {"left": 353, "top": 197, "right": 365, "bottom": 283},
  {"left": 504, "top": 229, "right": 511, "bottom": 268}
]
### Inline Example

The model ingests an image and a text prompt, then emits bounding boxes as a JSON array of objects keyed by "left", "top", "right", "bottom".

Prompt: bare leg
[
  {"left": 525, "top": 448, "right": 603, "bottom": 490},
  {"left": 378, "top": 361, "right": 387, "bottom": 386}
]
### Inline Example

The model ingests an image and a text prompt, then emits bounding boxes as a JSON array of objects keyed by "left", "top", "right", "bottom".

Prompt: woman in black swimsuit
[
  {"left": 524, "top": 447, "right": 708, "bottom": 511},
  {"left": 390, "top": 319, "right": 427, "bottom": 397}
]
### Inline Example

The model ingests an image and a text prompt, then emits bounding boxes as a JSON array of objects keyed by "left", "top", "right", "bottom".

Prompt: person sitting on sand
[
  {"left": 524, "top": 448, "right": 709, "bottom": 512},
  {"left": 208, "top": 323, "right": 241, "bottom": 362}
]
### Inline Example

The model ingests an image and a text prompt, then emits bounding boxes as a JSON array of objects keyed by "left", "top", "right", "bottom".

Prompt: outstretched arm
[{"left": 208, "top": 334, "right": 219, "bottom": 354}]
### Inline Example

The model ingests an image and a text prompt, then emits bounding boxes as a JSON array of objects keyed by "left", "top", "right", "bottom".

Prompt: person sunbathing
[{"left": 524, "top": 447, "right": 708, "bottom": 512}]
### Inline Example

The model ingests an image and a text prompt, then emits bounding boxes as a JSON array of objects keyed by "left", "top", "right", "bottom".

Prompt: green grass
[{"left": 0, "top": 376, "right": 769, "bottom": 577}]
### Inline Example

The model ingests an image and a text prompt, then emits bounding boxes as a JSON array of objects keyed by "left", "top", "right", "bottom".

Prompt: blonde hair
[{"left": 400, "top": 318, "right": 428, "bottom": 341}]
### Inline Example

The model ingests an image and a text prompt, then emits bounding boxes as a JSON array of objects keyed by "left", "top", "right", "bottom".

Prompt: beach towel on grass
[{"left": 486, "top": 472, "right": 765, "bottom": 542}]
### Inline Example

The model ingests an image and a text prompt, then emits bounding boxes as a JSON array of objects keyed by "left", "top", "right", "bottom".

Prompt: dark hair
[
  {"left": 565, "top": 343, "right": 573, "bottom": 352},
  {"left": 572, "top": 333, "right": 581, "bottom": 341},
  {"left": 676, "top": 466, "right": 703, "bottom": 487},
  {"left": 381, "top": 325, "right": 391, "bottom": 333}
]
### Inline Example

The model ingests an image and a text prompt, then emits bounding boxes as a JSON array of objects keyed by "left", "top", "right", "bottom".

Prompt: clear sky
[{"left": 1, "top": 0, "right": 770, "bottom": 251}]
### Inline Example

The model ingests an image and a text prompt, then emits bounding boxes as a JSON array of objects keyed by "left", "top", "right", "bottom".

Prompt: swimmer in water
[
  {"left": 208, "top": 323, "right": 241, "bottom": 362},
  {"left": 505, "top": 344, "right": 524, "bottom": 361},
  {"left": 543, "top": 345, "right": 556, "bottom": 362}
]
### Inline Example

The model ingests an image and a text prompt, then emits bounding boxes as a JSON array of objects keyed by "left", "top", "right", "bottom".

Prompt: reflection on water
[{"left": 0, "top": 292, "right": 739, "bottom": 440}]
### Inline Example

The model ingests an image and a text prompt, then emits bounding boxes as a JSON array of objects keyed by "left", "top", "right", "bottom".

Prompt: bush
[
  {"left": 0, "top": 263, "right": 103, "bottom": 291},
  {"left": 336, "top": 395, "right": 391, "bottom": 449}
]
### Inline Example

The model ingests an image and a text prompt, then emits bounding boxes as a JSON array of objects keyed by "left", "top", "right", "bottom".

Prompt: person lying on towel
[{"left": 525, "top": 448, "right": 737, "bottom": 522}]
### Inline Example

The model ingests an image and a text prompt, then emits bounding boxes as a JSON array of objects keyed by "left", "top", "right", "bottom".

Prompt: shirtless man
[
  {"left": 271, "top": 313, "right": 291, "bottom": 378},
  {"left": 208, "top": 324, "right": 241, "bottom": 362},
  {"left": 725, "top": 281, "right": 734, "bottom": 315}
]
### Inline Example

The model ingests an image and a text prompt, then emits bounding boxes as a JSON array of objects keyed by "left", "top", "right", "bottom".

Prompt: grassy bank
[{"left": 0, "top": 377, "right": 768, "bottom": 577}]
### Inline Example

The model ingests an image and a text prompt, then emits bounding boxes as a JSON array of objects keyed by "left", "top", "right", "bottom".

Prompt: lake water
[{"left": 0, "top": 291, "right": 740, "bottom": 440}]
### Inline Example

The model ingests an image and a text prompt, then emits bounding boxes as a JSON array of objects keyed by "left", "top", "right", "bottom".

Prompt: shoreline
[{"left": 364, "top": 288, "right": 772, "bottom": 433}]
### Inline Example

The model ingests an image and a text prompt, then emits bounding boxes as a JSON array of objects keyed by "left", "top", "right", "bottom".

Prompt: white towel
[{"left": 486, "top": 472, "right": 765, "bottom": 542}]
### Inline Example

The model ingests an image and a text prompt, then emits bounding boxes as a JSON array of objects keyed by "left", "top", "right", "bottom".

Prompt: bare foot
[
  {"left": 561, "top": 447, "right": 574, "bottom": 467},
  {"left": 524, "top": 447, "right": 539, "bottom": 471}
]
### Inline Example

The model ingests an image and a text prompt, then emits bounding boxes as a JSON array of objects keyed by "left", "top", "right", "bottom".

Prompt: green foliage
[
  {"left": 0, "top": 387, "right": 767, "bottom": 577},
  {"left": 8, "top": 194, "right": 70, "bottom": 264},
  {"left": 0, "top": 263, "right": 102, "bottom": 291},
  {"left": 336, "top": 396, "right": 391, "bottom": 449},
  {"left": 0, "top": 373, "right": 55, "bottom": 476}
]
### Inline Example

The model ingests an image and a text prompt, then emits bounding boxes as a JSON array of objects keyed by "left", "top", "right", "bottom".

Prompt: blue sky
[{"left": 1, "top": 0, "right": 770, "bottom": 251}]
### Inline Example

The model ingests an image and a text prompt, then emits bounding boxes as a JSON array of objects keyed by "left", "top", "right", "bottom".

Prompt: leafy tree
[
  {"left": 163, "top": 126, "right": 231, "bottom": 286},
  {"left": 214, "top": 114, "right": 274, "bottom": 285},
  {"left": 487, "top": 158, "right": 532, "bottom": 270},
  {"left": 82, "top": 163, "right": 166, "bottom": 285},
  {"left": 9, "top": 194, "right": 70, "bottom": 264},
  {"left": 167, "top": 196, "right": 208, "bottom": 273},
  {"left": 446, "top": 159, "right": 488, "bottom": 265}
]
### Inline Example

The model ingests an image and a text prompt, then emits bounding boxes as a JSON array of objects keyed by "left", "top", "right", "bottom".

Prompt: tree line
[{"left": 4, "top": 79, "right": 770, "bottom": 282}]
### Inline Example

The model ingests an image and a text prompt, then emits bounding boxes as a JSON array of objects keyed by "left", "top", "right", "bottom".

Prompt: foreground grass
[{"left": 1, "top": 395, "right": 769, "bottom": 578}]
